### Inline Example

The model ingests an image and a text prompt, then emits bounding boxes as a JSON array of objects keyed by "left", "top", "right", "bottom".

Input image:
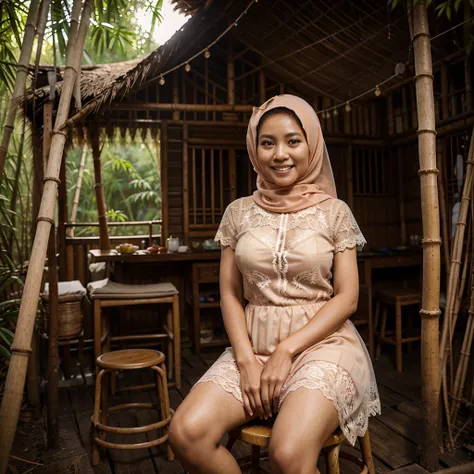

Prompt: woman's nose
[{"left": 274, "top": 144, "right": 289, "bottom": 160}]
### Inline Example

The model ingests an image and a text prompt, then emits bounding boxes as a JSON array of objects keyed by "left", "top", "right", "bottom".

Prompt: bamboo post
[
  {"left": 411, "top": 2, "right": 441, "bottom": 470},
  {"left": 441, "top": 63, "right": 449, "bottom": 120},
  {"left": 437, "top": 140, "right": 451, "bottom": 280},
  {"left": 347, "top": 143, "right": 354, "bottom": 209},
  {"left": 464, "top": 56, "right": 472, "bottom": 112},
  {"left": 387, "top": 93, "right": 394, "bottom": 136},
  {"left": 31, "top": 132, "right": 44, "bottom": 246},
  {"left": 90, "top": 131, "right": 110, "bottom": 251},
  {"left": 160, "top": 121, "right": 169, "bottom": 243},
  {"left": 0, "top": 2, "right": 92, "bottom": 471},
  {"left": 228, "top": 42, "right": 235, "bottom": 106},
  {"left": 68, "top": 144, "right": 88, "bottom": 237},
  {"left": 397, "top": 148, "right": 407, "bottom": 245},
  {"left": 172, "top": 73, "right": 180, "bottom": 121},
  {"left": 58, "top": 152, "right": 68, "bottom": 279},
  {"left": 183, "top": 124, "right": 189, "bottom": 244},
  {"left": 0, "top": 0, "right": 40, "bottom": 180},
  {"left": 259, "top": 69, "right": 266, "bottom": 104},
  {"left": 439, "top": 129, "right": 474, "bottom": 367}
]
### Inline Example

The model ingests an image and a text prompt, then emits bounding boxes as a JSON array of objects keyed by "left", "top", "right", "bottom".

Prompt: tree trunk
[
  {"left": 0, "top": 0, "right": 40, "bottom": 181},
  {"left": 67, "top": 144, "right": 88, "bottom": 237},
  {"left": 0, "top": 1, "right": 92, "bottom": 472},
  {"left": 411, "top": 1, "right": 441, "bottom": 470}
]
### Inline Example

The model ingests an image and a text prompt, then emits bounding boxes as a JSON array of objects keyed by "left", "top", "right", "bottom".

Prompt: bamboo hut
[{"left": 2, "top": 0, "right": 474, "bottom": 472}]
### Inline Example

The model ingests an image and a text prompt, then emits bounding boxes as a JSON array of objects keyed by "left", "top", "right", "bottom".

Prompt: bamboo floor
[{"left": 6, "top": 346, "right": 474, "bottom": 474}]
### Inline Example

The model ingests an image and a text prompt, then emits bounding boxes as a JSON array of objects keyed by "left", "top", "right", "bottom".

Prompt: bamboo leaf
[
  {"left": 0, "top": 345, "right": 11, "bottom": 360},
  {"left": 0, "top": 328, "right": 14, "bottom": 346}
]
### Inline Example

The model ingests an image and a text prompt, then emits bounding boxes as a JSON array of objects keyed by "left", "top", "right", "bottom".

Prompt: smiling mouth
[{"left": 270, "top": 165, "right": 295, "bottom": 171}]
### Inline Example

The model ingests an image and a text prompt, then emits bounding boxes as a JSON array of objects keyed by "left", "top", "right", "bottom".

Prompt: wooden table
[
  {"left": 88, "top": 249, "right": 221, "bottom": 264},
  {"left": 357, "top": 251, "right": 423, "bottom": 359}
]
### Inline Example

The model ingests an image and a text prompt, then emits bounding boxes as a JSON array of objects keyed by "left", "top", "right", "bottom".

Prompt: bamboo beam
[
  {"left": 412, "top": 2, "right": 441, "bottom": 470},
  {"left": 113, "top": 103, "right": 254, "bottom": 112},
  {"left": 90, "top": 131, "right": 110, "bottom": 250},
  {"left": 0, "top": 2, "right": 92, "bottom": 469},
  {"left": 0, "top": 0, "right": 40, "bottom": 180}
]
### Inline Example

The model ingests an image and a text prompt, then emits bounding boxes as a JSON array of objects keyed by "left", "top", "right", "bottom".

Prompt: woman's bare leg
[
  {"left": 169, "top": 382, "right": 253, "bottom": 474},
  {"left": 269, "top": 388, "right": 340, "bottom": 474}
]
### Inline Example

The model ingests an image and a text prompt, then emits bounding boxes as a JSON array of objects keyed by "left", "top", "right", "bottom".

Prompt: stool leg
[
  {"left": 93, "top": 300, "right": 101, "bottom": 374},
  {"left": 78, "top": 334, "right": 86, "bottom": 385},
  {"left": 166, "top": 307, "right": 174, "bottom": 382},
  {"left": 359, "top": 431, "right": 375, "bottom": 474},
  {"left": 172, "top": 295, "right": 181, "bottom": 389},
  {"left": 373, "top": 301, "right": 381, "bottom": 337},
  {"left": 153, "top": 363, "right": 174, "bottom": 462},
  {"left": 92, "top": 369, "right": 105, "bottom": 466},
  {"left": 323, "top": 444, "right": 341, "bottom": 474},
  {"left": 376, "top": 307, "right": 387, "bottom": 360},
  {"left": 225, "top": 431, "right": 238, "bottom": 451},
  {"left": 396, "top": 301, "right": 402, "bottom": 372},
  {"left": 100, "top": 371, "right": 109, "bottom": 439},
  {"left": 251, "top": 445, "right": 261, "bottom": 474}
]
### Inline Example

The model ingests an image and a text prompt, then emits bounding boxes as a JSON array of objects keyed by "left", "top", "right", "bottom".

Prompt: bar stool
[
  {"left": 88, "top": 278, "right": 181, "bottom": 388},
  {"left": 227, "top": 420, "right": 375, "bottom": 474},
  {"left": 375, "top": 288, "right": 422, "bottom": 372},
  {"left": 91, "top": 349, "right": 174, "bottom": 465}
]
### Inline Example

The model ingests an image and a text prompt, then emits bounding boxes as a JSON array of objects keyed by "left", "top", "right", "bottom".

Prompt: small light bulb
[
  {"left": 345, "top": 102, "right": 352, "bottom": 112},
  {"left": 375, "top": 86, "right": 381, "bottom": 97},
  {"left": 204, "top": 49, "right": 211, "bottom": 59},
  {"left": 333, "top": 109, "right": 338, "bottom": 117},
  {"left": 185, "top": 63, "right": 191, "bottom": 72},
  {"left": 159, "top": 75, "right": 165, "bottom": 86}
]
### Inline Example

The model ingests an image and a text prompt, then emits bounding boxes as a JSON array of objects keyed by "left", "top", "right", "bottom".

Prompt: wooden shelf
[
  {"left": 200, "top": 338, "right": 229, "bottom": 348},
  {"left": 199, "top": 302, "right": 220, "bottom": 308}
]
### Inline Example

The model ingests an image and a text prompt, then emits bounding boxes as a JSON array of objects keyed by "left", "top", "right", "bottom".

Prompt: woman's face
[{"left": 256, "top": 112, "right": 310, "bottom": 187}]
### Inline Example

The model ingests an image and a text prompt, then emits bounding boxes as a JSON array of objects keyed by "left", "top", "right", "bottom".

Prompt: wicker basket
[{"left": 45, "top": 300, "right": 83, "bottom": 339}]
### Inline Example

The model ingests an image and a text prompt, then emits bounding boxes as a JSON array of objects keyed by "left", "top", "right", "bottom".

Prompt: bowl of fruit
[
  {"left": 116, "top": 243, "right": 139, "bottom": 254},
  {"left": 147, "top": 244, "right": 167, "bottom": 254}
]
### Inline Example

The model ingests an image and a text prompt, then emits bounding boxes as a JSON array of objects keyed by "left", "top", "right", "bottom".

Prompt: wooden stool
[
  {"left": 227, "top": 421, "right": 375, "bottom": 474},
  {"left": 91, "top": 349, "right": 174, "bottom": 466},
  {"left": 88, "top": 279, "right": 181, "bottom": 389},
  {"left": 375, "top": 288, "right": 421, "bottom": 372}
]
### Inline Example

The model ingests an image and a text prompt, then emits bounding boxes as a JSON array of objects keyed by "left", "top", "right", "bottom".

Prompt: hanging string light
[
  {"left": 204, "top": 49, "right": 211, "bottom": 59},
  {"left": 159, "top": 75, "right": 165, "bottom": 86},
  {"left": 185, "top": 63, "right": 191, "bottom": 72},
  {"left": 345, "top": 102, "right": 352, "bottom": 112},
  {"left": 374, "top": 85, "right": 381, "bottom": 97}
]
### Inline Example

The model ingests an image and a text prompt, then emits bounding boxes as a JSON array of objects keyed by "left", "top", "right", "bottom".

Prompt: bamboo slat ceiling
[{"left": 27, "top": 0, "right": 457, "bottom": 123}]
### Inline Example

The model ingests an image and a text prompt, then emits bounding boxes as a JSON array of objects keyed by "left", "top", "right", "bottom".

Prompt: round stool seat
[
  {"left": 96, "top": 349, "right": 165, "bottom": 370},
  {"left": 376, "top": 288, "right": 421, "bottom": 303}
]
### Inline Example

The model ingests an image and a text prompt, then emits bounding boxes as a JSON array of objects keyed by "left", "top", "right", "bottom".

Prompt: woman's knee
[
  {"left": 269, "top": 438, "right": 320, "bottom": 474},
  {"left": 168, "top": 408, "right": 217, "bottom": 456}
]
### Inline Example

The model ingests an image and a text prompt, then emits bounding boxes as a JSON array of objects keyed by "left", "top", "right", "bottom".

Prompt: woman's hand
[
  {"left": 239, "top": 358, "right": 265, "bottom": 418},
  {"left": 260, "top": 344, "right": 293, "bottom": 418}
]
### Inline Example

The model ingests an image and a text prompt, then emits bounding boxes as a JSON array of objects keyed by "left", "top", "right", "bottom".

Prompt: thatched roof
[{"left": 26, "top": 0, "right": 459, "bottom": 127}]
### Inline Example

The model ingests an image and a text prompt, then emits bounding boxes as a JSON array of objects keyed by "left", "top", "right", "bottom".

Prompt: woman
[{"left": 169, "top": 95, "right": 381, "bottom": 474}]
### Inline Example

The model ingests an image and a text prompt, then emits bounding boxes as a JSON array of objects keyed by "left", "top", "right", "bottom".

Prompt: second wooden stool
[
  {"left": 375, "top": 288, "right": 421, "bottom": 372},
  {"left": 91, "top": 349, "right": 174, "bottom": 465}
]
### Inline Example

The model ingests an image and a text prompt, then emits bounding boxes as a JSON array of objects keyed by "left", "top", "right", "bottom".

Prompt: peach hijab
[{"left": 246, "top": 94, "right": 337, "bottom": 213}]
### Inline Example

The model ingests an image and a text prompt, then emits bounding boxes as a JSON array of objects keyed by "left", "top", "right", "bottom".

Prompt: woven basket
[{"left": 45, "top": 300, "right": 83, "bottom": 339}]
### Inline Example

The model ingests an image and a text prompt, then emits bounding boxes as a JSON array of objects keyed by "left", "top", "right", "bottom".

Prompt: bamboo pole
[
  {"left": 441, "top": 63, "right": 449, "bottom": 120},
  {"left": 227, "top": 42, "right": 235, "bottom": 106},
  {"left": 0, "top": 0, "right": 40, "bottom": 181},
  {"left": 397, "top": 148, "right": 407, "bottom": 245},
  {"left": 464, "top": 56, "right": 472, "bottom": 112},
  {"left": 411, "top": 2, "right": 441, "bottom": 470},
  {"left": 439, "top": 129, "right": 474, "bottom": 367},
  {"left": 437, "top": 140, "right": 451, "bottom": 280},
  {"left": 58, "top": 150, "right": 68, "bottom": 279},
  {"left": 90, "top": 131, "right": 110, "bottom": 250},
  {"left": 0, "top": 2, "right": 92, "bottom": 471},
  {"left": 67, "top": 145, "right": 88, "bottom": 237}
]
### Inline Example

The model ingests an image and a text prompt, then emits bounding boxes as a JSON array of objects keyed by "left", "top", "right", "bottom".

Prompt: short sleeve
[
  {"left": 214, "top": 199, "right": 240, "bottom": 250},
  {"left": 332, "top": 201, "right": 367, "bottom": 253}
]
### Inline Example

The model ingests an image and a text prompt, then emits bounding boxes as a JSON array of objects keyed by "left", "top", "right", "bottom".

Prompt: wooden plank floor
[{"left": 7, "top": 346, "right": 474, "bottom": 474}]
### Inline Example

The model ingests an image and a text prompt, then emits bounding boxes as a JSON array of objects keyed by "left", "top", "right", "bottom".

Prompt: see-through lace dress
[{"left": 194, "top": 196, "right": 381, "bottom": 444}]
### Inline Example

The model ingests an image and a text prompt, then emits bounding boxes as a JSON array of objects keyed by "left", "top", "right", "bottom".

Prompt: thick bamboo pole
[
  {"left": 411, "top": 2, "right": 441, "bottom": 470},
  {"left": 90, "top": 131, "right": 110, "bottom": 250},
  {"left": 0, "top": 0, "right": 40, "bottom": 181},
  {"left": 437, "top": 140, "right": 450, "bottom": 280},
  {"left": 0, "top": 2, "right": 92, "bottom": 471}
]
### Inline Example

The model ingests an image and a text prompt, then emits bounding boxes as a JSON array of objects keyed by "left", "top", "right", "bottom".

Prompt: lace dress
[{"left": 194, "top": 196, "right": 381, "bottom": 445}]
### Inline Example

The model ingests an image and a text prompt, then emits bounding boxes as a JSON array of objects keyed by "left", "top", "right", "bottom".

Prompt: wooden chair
[
  {"left": 88, "top": 279, "right": 181, "bottom": 388},
  {"left": 374, "top": 288, "right": 422, "bottom": 372},
  {"left": 91, "top": 349, "right": 174, "bottom": 466},
  {"left": 226, "top": 420, "right": 375, "bottom": 474}
]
